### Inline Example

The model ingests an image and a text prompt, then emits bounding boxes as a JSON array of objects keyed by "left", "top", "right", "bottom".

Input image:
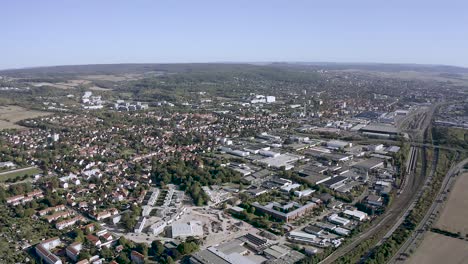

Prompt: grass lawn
[{"left": 0, "top": 167, "right": 42, "bottom": 182}]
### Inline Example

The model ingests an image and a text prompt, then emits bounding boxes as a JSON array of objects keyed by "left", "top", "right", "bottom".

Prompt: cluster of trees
[
  {"left": 149, "top": 238, "right": 200, "bottom": 263},
  {"left": 433, "top": 126, "right": 468, "bottom": 150},
  {"left": 120, "top": 204, "right": 142, "bottom": 231},
  {"left": 112, "top": 237, "right": 200, "bottom": 264},
  {"left": 151, "top": 158, "right": 241, "bottom": 205}
]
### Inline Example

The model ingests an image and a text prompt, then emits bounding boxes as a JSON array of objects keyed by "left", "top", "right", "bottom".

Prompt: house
[
  {"left": 131, "top": 250, "right": 145, "bottom": 264},
  {"left": 100, "top": 232, "right": 113, "bottom": 241},
  {"left": 86, "top": 234, "right": 101, "bottom": 247},
  {"left": 56, "top": 215, "right": 85, "bottom": 230},
  {"left": 45, "top": 211, "right": 72, "bottom": 223},
  {"left": 66, "top": 242, "right": 82, "bottom": 262},
  {"left": 36, "top": 237, "right": 62, "bottom": 264},
  {"left": 83, "top": 223, "right": 95, "bottom": 233},
  {"left": 38, "top": 205, "right": 66, "bottom": 216}
]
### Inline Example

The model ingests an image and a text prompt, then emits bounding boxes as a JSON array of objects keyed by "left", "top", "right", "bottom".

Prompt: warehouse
[
  {"left": 359, "top": 123, "right": 399, "bottom": 136},
  {"left": 352, "top": 159, "right": 384, "bottom": 172},
  {"left": 343, "top": 209, "right": 368, "bottom": 221},
  {"left": 326, "top": 140, "right": 352, "bottom": 150},
  {"left": 328, "top": 214, "right": 351, "bottom": 226},
  {"left": 252, "top": 201, "right": 317, "bottom": 222},
  {"left": 321, "top": 176, "right": 348, "bottom": 190}
]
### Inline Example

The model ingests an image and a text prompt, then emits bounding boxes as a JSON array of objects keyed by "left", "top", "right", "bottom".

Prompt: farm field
[
  {"left": 408, "top": 232, "right": 468, "bottom": 264},
  {"left": 0, "top": 105, "right": 51, "bottom": 129},
  {"left": 435, "top": 172, "right": 468, "bottom": 234}
]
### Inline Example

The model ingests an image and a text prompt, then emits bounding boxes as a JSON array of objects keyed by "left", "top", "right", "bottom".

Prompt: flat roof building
[
  {"left": 171, "top": 221, "right": 203, "bottom": 238},
  {"left": 343, "top": 209, "right": 368, "bottom": 221},
  {"left": 252, "top": 201, "right": 316, "bottom": 222}
]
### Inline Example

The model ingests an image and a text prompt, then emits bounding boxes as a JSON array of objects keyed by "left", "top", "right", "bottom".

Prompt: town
[{"left": 0, "top": 63, "right": 467, "bottom": 264}]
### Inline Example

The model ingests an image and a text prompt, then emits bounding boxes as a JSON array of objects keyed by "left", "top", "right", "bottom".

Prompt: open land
[
  {"left": 435, "top": 172, "right": 468, "bottom": 234},
  {"left": 407, "top": 232, "right": 468, "bottom": 264},
  {"left": 0, "top": 105, "right": 51, "bottom": 129},
  {"left": 0, "top": 167, "right": 42, "bottom": 182}
]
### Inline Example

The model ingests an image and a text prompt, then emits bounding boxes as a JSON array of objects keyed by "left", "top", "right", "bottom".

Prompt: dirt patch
[
  {"left": 31, "top": 79, "right": 91, "bottom": 89},
  {"left": 408, "top": 232, "right": 468, "bottom": 264},
  {"left": 89, "top": 86, "right": 112, "bottom": 91},
  {"left": 436, "top": 172, "right": 468, "bottom": 234},
  {"left": 0, "top": 105, "right": 52, "bottom": 129}
]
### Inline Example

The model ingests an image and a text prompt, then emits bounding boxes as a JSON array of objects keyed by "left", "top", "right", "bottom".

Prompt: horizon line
[{"left": 1, "top": 61, "right": 468, "bottom": 72}]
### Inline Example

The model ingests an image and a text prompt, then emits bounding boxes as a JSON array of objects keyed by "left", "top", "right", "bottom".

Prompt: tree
[
  {"left": 150, "top": 240, "right": 164, "bottom": 256},
  {"left": 100, "top": 247, "right": 113, "bottom": 260},
  {"left": 177, "top": 241, "right": 199, "bottom": 255},
  {"left": 117, "top": 252, "right": 131, "bottom": 264},
  {"left": 136, "top": 243, "right": 149, "bottom": 257},
  {"left": 166, "top": 256, "right": 175, "bottom": 264},
  {"left": 78, "top": 251, "right": 91, "bottom": 261},
  {"left": 73, "top": 228, "right": 85, "bottom": 242}
]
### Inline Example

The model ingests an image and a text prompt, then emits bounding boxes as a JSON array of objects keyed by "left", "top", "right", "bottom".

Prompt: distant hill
[
  {"left": 268, "top": 62, "right": 468, "bottom": 74},
  {"left": 0, "top": 63, "right": 259, "bottom": 78},
  {"left": 1, "top": 62, "right": 467, "bottom": 78}
]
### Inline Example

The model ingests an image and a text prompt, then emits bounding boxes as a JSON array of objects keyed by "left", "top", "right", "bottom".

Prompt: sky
[{"left": 1, "top": 0, "right": 467, "bottom": 69}]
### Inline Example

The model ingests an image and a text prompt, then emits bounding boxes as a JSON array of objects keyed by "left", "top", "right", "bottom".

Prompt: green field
[{"left": 0, "top": 167, "right": 42, "bottom": 182}]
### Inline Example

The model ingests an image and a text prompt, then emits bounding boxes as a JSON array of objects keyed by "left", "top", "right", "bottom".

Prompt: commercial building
[
  {"left": 294, "top": 189, "right": 315, "bottom": 197},
  {"left": 321, "top": 176, "right": 348, "bottom": 190},
  {"left": 326, "top": 140, "right": 352, "bottom": 150},
  {"left": 360, "top": 123, "right": 399, "bottom": 138},
  {"left": 343, "top": 209, "right": 368, "bottom": 221},
  {"left": 287, "top": 231, "right": 319, "bottom": 245},
  {"left": 252, "top": 201, "right": 316, "bottom": 222},
  {"left": 352, "top": 159, "right": 384, "bottom": 172},
  {"left": 258, "top": 153, "right": 304, "bottom": 170},
  {"left": 190, "top": 246, "right": 256, "bottom": 264},
  {"left": 327, "top": 214, "right": 350, "bottom": 226}
]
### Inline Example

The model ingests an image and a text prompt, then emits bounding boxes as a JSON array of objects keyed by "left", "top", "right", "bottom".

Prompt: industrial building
[
  {"left": 343, "top": 209, "right": 368, "bottom": 221},
  {"left": 328, "top": 214, "right": 351, "bottom": 226},
  {"left": 252, "top": 201, "right": 316, "bottom": 222}
]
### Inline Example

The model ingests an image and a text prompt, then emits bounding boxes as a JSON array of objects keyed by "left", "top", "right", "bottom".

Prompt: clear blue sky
[{"left": 1, "top": 0, "right": 467, "bottom": 69}]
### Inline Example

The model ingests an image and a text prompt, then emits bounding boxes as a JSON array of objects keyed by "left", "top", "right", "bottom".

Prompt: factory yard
[
  {"left": 0, "top": 105, "right": 51, "bottom": 129},
  {"left": 407, "top": 232, "right": 468, "bottom": 264},
  {"left": 435, "top": 172, "right": 468, "bottom": 234}
]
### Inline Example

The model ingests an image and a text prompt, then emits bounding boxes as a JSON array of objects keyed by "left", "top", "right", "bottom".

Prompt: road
[{"left": 389, "top": 156, "right": 468, "bottom": 263}]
